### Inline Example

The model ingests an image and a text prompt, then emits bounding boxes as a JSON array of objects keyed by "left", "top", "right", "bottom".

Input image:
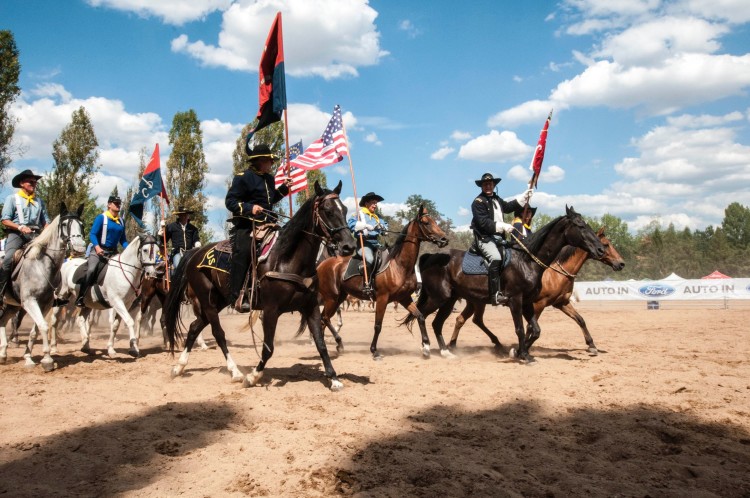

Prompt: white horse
[
  {"left": 0, "top": 204, "right": 86, "bottom": 369},
  {"left": 51, "top": 233, "right": 159, "bottom": 358}
]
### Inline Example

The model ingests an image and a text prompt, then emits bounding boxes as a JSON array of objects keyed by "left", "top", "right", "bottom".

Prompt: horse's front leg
[
  {"left": 0, "top": 318, "right": 9, "bottom": 364},
  {"left": 370, "top": 295, "right": 390, "bottom": 360},
  {"left": 23, "top": 302, "right": 55, "bottom": 371},
  {"left": 307, "top": 304, "right": 343, "bottom": 391},
  {"left": 108, "top": 301, "right": 139, "bottom": 358},
  {"left": 321, "top": 297, "right": 345, "bottom": 353},
  {"left": 428, "top": 299, "right": 456, "bottom": 358},
  {"left": 78, "top": 308, "right": 92, "bottom": 354},
  {"left": 244, "top": 307, "right": 280, "bottom": 387},
  {"left": 555, "top": 303, "right": 598, "bottom": 355},
  {"left": 472, "top": 303, "right": 503, "bottom": 352},
  {"left": 508, "top": 297, "right": 532, "bottom": 362},
  {"left": 522, "top": 301, "right": 540, "bottom": 357}
]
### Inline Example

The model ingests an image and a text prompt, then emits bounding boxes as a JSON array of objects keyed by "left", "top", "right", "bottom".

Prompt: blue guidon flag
[
  {"left": 129, "top": 143, "right": 169, "bottom": 227},
  {"left": 246, "top": 11, "right": 286, "bottom": 147}
]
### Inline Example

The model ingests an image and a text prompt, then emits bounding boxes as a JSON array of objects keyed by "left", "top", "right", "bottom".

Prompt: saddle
[
  {"left": 343, "top": 248, "right": 390, "bottom": 282},
  {"left": 462, "top": 245, "right": 511, "bottom": 275},
  {"left": 72, "top": 262, "right": 112, "bottom": 307},
  {"left": 196, "top": 229, "right": 279, "bottom": 273}
]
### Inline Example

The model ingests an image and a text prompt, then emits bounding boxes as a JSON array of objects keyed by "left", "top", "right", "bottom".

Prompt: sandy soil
[{"left": 1, "top": 302, "right": 749, "bottom": 497}]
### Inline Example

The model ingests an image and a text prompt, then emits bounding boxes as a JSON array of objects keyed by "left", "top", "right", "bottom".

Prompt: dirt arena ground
[{"left": 1, "top": 302, "right": 749, "bottom": 497}]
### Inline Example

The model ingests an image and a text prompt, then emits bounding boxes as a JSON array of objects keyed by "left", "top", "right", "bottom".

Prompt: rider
[
  {"left": 511, "top": 204, "right": 537, "bottom": 240},
  {"left": 0, "top": 169, "right": 49, "bottom": 296},
  {"left": 158, "top": 206, "right": 201, "bottom": 271},
  {"left": 470, "top": 173, "right": 533, "bottom": 306},
  {"left": 75, "top": 195, "right": 128, "bottom": 307},
  {"left": 348, "top": 191, "right": 389, "bottom": 294},
  {"left": 225, "top": 143, "right": 292, "bottom": 313}
]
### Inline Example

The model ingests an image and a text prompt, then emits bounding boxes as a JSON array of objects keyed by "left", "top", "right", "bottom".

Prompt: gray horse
[{"left": 0, "top": 203, "right": 86, "bottom": 370}]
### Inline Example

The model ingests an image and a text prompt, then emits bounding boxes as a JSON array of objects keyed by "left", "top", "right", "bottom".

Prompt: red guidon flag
[{"left": 529, "top": 109, "right": 552, "bottom": 188}]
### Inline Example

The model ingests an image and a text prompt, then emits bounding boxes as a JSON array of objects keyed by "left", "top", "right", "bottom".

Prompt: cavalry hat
[
  {"left": 247, "top": 143, "right": 278, "bottom": 161},
  {"left": 107, "top": 195, "right": 122, "bottom": 204},
  {"left": 11, "top": 169, "right": 43, "bottom": 188},
  {"left": 475, "top": 172, "right": 501, "bottom": 187},
  {"left": 172, "top": 206, "right": 194, "bottom": 215},
  {"left": 513, "top": 205, "right": 537, "bottom": 217},
  {"left": 359, "top": 192, "right": 384, "bottom": 207}
]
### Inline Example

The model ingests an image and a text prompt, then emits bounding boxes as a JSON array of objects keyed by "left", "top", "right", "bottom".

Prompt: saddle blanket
[
  {"left": 196, "top": 232, "right": 279, "bottom": 273},
  {"left": 343, "top": 256, "right": 390, "bottom": 282},
  {"left": 461, "top": 249, "right": 511, "bottom": 275}
]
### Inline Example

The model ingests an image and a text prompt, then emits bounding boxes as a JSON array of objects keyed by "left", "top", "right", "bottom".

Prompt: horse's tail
[
  {"left": 294, "top": 314, "right": 308, "bottom": 338},
  {"left": 164, "top": 249, "right": 195, "bottom": 355}
]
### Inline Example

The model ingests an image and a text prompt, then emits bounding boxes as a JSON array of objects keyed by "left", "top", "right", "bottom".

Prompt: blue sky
[{"left": 3, "top": 0, "right": 750, "bottom": 238}]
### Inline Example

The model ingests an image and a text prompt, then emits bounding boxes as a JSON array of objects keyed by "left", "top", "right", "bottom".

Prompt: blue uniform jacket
[
  {"left": 225, "top": 169, "right": 289, "bottom": 223},
  {"left": 348, "top": 208, "right": 388, "bottom": 248},
  {"left": 90, "top": 212, "right": 128, "bottom": 250}
]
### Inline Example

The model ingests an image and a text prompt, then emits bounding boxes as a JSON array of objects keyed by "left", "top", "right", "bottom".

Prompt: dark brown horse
[
  {"left": 405, "top": 206, "right": 606, "bottom": 362},
  {"left": 164, "top": 181, "right": 356, "bottom": 391},
  {"left": 316, "top": 206, "right": 448, "bottom": 360},
  {"left": 440, "top": 227, "right": 625, "bottom": 355}
]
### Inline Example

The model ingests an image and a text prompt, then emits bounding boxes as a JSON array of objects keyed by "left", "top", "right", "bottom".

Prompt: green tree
[
  {"left": 166, "top": 109, "right": 211, "bottom": 241},
  {"left": 0, "top": 30, "right": 21, "bottom": 184},
  {"left": 37, "top": 106, "right": 100, "bottom": 225},
  {"left": 722, "top": 202, "right": 750, "bottom": 249}
]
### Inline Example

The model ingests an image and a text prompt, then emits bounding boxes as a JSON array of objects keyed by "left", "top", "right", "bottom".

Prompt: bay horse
[
  {"left": 420, "top": 227, "right": 624, "bottom": 356},
  {"left": 0, "top": 203, "right": 87, "bottom": 369},
  {"left": 404, "top": 206, "right": 606, "bottom": 362},
  {"left": 164, "top": 181, "right": 356, "bottom": 391},
  {"left": 316, "top": 206, "right": 448, "bottom": 360},
  {"left": 50, "top": 233, "right": 160, "bottom": 358}
]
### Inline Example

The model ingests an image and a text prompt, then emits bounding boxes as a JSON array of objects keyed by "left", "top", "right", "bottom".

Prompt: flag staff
[
  {"left": 160, "top": 198, "right": 170, "bottom": 290},
  {"left": 523, "top": 109, "right": 552, "bottom": 219},
  {"left": 340, "top": 114, "right": 371, "bottom": 293},
  {"left": 283, "top": 110, "right": 293, "bottom": 216}
]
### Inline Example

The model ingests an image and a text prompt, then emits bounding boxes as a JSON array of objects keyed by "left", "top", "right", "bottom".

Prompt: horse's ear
[
  {"left": 77, "top": 204, "right": 85, "bottom": 217},
  {"left": 417, "top": 204, "right": 425, "bottom": 219},
  {"left": 333, "top": 180, "right": 342, "bottom": 195},
  {"left": 597, "top": 226, "right": 606, "bottom": 236},
  {"left": 566, "top": 205, "right": 572, "bottom": 216},
  {"left": 314, "top": 181, "right": 323, "bottom": 196},
  {"left": 60, "top": 201, "right": 67, "bottom": 215}
]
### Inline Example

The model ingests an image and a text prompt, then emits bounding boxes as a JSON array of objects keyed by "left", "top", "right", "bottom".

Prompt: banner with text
[{"left": 573, "top": 279, "right": 750, "bottom": 301}]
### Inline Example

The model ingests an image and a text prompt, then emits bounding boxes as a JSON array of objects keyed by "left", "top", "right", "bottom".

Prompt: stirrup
[
  {"left": 362, "top": 282, "right": 374, "bottom": 299},
  {"left": 490, "top": 291, "right": 508, "bottom": 306},
  {"left": 234, "top": 294, "right": 251, "bottom": 313},
  {"left": 75, "top": 296, "right": 86, "bottom": 308}
]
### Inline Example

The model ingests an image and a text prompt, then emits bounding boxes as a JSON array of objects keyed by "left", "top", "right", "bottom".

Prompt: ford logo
[
  {"left": 746, "top": 285, "right": 750, "bottom": 293},
  {"left": 638, "top": 284, "right": 675, "bottom": 297}
]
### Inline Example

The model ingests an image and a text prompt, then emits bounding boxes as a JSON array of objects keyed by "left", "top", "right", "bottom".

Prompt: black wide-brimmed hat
[
  {"left": 247, "top": 143, "right": 278, "bottom": 161},
  {"left": 11, "top": 169, "right": 43, "bottom": 188},
  {"left": 513, "top": 205, "right": 537, "bottom": 217},
  {"left": 172, "top": 206, "right": 194, "bottom": 216},
  {"left": 475, "top": 172, "right": 501, "bottom": 187},
  {"left": 107, "top": 195, "right": 122, "bottom": 205},
  {"left": 359, "top": 192, "right": 384, "bottom": 207}
]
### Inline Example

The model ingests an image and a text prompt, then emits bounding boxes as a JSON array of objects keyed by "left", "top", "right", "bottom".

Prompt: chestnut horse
[
  {"left": 426, "top": 227, "right": 624, "bottom": 356},
  {"left": 404, "top": 206, "right": 606, "bottom": 362},
  {"left": 164, "top": 181, "right": 356, "bottom": 391},
  {"left": 316, "top": 206, "right": 448, "bottom": 360}
]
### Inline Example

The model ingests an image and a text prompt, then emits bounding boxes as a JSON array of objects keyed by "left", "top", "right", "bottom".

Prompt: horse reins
[{"left": 507, "top": 231, "right": 577, "bottom": 278}]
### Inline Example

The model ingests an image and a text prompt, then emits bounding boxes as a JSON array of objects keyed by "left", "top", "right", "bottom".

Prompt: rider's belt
[{"left": 100, "top": 245, "right": 115, "bottom": 251}]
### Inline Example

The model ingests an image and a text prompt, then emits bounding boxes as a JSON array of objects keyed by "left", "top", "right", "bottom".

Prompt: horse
[
  {"left": 316, "top": 206, "right": 449, "bottom": 360},
  {"left": 405, "top": 206, "right": 606, "bottom": 362},
  {"left": 0, "top": 203, "right": 86, "bottom": 369},
  {"left": 50, "top": 233, "right": 159, "bottom": 358},
  {"left": 419, "top": 227, "right": 624, "bottom": 356},
  {"left": 164, "top": 181, "right": 356, "bottom": 391}
]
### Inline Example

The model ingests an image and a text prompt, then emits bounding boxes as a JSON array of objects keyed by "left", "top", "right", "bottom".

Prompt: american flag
[
  {"left": 274, "top": 140, "right": 307, "bottom": 194},
  {"left": 289, "top": 105, "right": 349, "bottom": 170}
]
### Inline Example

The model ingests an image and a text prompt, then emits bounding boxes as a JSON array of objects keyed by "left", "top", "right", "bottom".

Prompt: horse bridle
[
  {"left": 59, "top": 214, "right": 85, "bottom": 254},
  {"left": 312, "top": 193, "right": 349, "bottom": 251},
  {"left": 402, "top": 213, "right": 444, "bottom": 245}
]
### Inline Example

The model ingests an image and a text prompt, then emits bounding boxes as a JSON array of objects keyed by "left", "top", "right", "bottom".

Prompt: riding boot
[
  {"left": 0, "top": 267, "right": 9, "bottom": 299},
  {"left": 76, "top": 273, "right": 95, "bottom": 307},
  {"left": 488, "top": 260, "right": 507, "bottom": 306},
  {"left": 234, "top": 288, "right": 251, "bottom": 313}
]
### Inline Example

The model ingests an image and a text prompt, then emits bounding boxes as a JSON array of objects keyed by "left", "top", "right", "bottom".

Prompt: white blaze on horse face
[
  {"left": 68, "top": 219, "right": 87, "bottom": 254},
  {"left": 141, "top": 243, "right": 159, "bottom": 278}
]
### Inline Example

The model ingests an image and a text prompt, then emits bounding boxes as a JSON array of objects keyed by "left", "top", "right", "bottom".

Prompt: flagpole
[
  {"left": 283, "top": 110, "right": 293, "bottom": 216},
  {"left": 340, "top": 112, "right": 371, "bottom": 290},
  {"left": 161, "top": 198, "right": 170, "bottom": 290},
  {"left": 523, "top": 109, "right": 552, "bottom": 220}
]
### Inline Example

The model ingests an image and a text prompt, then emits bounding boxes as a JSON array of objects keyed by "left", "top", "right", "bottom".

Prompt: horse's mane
[
  {"left": 388, "top": 224, "right": 410, "bottom": 259},
  {"left": 274, "top": 191, "right": 324, "bottom": 258},
  {"left": 518, "top": 215, "right": 564, "bottom": 254},
  {"left": 554, "top": 245, "right": 578, "bottom": 264},
  {"left": 26, "top": 215, "right": 61, "bottom": 259}
]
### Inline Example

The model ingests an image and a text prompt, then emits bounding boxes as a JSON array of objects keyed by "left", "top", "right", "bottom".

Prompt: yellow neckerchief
[
  {"left": 17, "top": 189, "right": 35, "bottom": 206},
  {"left": 104, "top": 210, "right": 121, "bottom": 224},
  {"left": 361, "top": 206, "right": 380, "bottom": 224},
  {"left": 513, "top": 216, "right": 532, "bottom": 230}
]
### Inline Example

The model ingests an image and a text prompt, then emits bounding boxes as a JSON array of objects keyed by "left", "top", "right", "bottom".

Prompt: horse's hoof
[
  {"left": 199, "top": 343, "right": 209, "bottom": 351},
  {"left": 508, "top": 347, "right": 516, "bottom": 358},
  {"left": 50, "top": 347, "right": 58, "bottom": 355},
  {"left": 372, "top": 353, "right": 384, "bottom": 361},
  {"left": 128, "top": 347, "right": 139, "bottom": 358},
  {"left": 107, "top": 347, "right": 117, "bottom": 357},
  {"left": 243, "top": 369, "right": 263, "bottom": 387},
  {"left": 588, "top": 347, "right": 599, "bottom": 356},
  {"left": 330, "top": 379, "right": 344, "bottom": 392},
  {"left": 230, "top": 372, "right": 244, "bottom": 383},
  {"left": 448, "top": 342, "right": 457, "bottom": 350},
  {"left": 336, "top": 344, "right": 345, "bottom": 354},
  {"left": 23, "top": 359, "right": 36, "bottom": 369},
  {"left": 440, "top": 349, "right": 456, "bottom": 359},
  {"left": 170, "top": 365, "right": 184, "bottom": 379},
  {"left": 421, "top": 345, "right": 431, "bottom": 359},
  {"left": 41, "top": 360, "right": 56, "bottom": 372}
]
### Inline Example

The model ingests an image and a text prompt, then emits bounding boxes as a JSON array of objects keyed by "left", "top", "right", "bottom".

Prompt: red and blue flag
[{"left": 128, "top": 143, "right": 169, "bottom": 227}]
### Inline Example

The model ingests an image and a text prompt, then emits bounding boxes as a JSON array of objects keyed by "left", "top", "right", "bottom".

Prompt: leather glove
[
  {"left": 362, "top": 229, "right": 370, "bottom": 236},
  {"left": 194, "top": 241, "right": 202, "bottom": 248},
  {"left": 522, "top": 188, "right": 533, "bottom": 204},
  {"left": 366, "top": 224, "right": 375, "bottom": 231},
  {"left": 160, "top": 220, "right": 166, "bottom": 227},
  {"left": 353, "top": 220, "right": 367, "bottom": 231},
  {"left": 496, "top": 221, "right": 515, "bottom": 234}
]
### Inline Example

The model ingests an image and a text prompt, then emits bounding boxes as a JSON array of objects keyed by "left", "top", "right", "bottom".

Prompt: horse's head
[
  {"left": 412, "top": 204, "right": 449, "bottom": 248},
  {"left": 564, "top": 206, "right": 606, "bottom": 259},
  {"left": 137, "top": 233, "right": 160, "bottom": 278},
  {"left": 596, "top": 226, "right": 625, "bottom": 271},
  {"left": 313, "top": 180, "right": 356, "bottom": 256},
  {"left": 59, "top": 202, "right": 87, "bottom": 254}
]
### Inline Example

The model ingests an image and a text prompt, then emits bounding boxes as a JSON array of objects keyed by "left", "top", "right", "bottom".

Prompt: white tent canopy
[{"left": 662, "top": 272, "right": 685, "bottom": 281}]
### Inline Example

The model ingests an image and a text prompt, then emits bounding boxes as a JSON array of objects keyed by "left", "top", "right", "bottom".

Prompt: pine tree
[
  {"left": 37, "top": 106, "right": 100, "bottom": 225},
  {"left": 0, "top": 30, "right": 22, "bottom": 183}
]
